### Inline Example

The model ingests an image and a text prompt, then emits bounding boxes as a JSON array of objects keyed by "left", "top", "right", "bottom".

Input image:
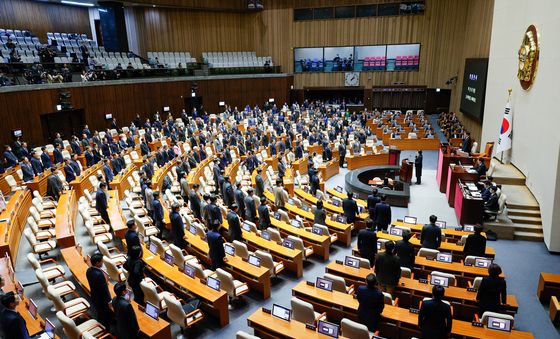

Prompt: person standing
[
  {"left": 357, "top": 219, "right": 378, "bottom": 267},
  {"left": 367, "top": 188, "right": 381, "bottom": 221},
  {"left": 207, "top": 221, "right": 226, "bottom": 270},
  {"left": 374, "top": 241, "right": 401, "bottom": 295},
  {"left": 313, "top": 200, "right": 327, "bottom": 226},
  {"left": 124, "top": 219, "right": 141, "bottom": 256},
  {"left": 476, "top": 264, "right": 507, "bottom": 315},
  {"left": 374, "top": 195, "right": 391, "bottom": 231},
  {"left": 421, "top": 215, "right": 442, "bottom": 249},
  {"left": 226, "top": 204, "right": 242, "bottom": 242},
  {"left": 355, "top": 274, "right": 385, "bottom": 332},
  {"left": 257, "top": 197, "right": 271, "bottom": 230},
  {"left": 254, "top": 168, "right": 265, "bottom": 197},
  {"left": 124, "top": 245, "right": 145, "bottom": 306},
  {"left": 188, "top": 184, "right": 202, "bottom": 220},
  {"left": 273, "top": 180, "right": 289, "bottom": 210},
  {"left": 95, "top": 182, "right": 110, "bottom": 226},
  {"left": 111, "top": 282, "right": 140, "bottom": 339},
  {"left": 342, "top": 192, "right": 359, "bottom": 224},
  {"left": 0, "top": 292, "right": 29, "bottom": 339},
  {"left": 244, "top": 188, "right": 257, "bottom": 222},
  {"left": 463, "top": 224, "right": 487, "bottom": 257},
  {"left": 86, "top": 253, "right": 113, "bottom": 328},
  {"left": 152, "top": 191, "right": 165, "bottom": 237},
  {"left": 419, "top": 285, "right": 453, "bottom": 339},
  {"left": 169, "top": 203, "right": 187, "bottom": 248},
  {"left": 395, "top": 230, "right": 415, "bottom": 269},
  {"left": 414, "top": 150, "right": 423, "bottom": 184}
]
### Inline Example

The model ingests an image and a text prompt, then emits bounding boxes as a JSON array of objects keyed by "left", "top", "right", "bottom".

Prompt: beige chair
[
  {"left": 418, "top": 248, "right": 439, "bottom": 259},
  {"left": 78, "top": 196, "right": 98, "bottom": 215},
  {"left": 168, "top": 244, "right": 198, "bottom": 267},
  {"left": 255, "top": 250, "right": 284, "bottom": 277},
  {"left": 430, "top": 271, "right": 457, "bottom": 286},
  {"left": 24, "top": 228, "right": 56, "bottom": 258},
  {"left": 84, "top": 220, "right": 113, "bottom": 244},
  {"left": 140, "top": 278, "right": 172, "bottom": 310},
  {"left": 149, "top": 236, "right": 168, "bottom": 258},
  {"left": 32, "top": 197, "right": 56, "bottom": 218},
  {"left": 469, "top": 277, "right": 483, "bottom": 290},
  {"left": 47, "top": 285, "right": 89, "bottom": 319},
  {"left": 286, "top": 235, "right": 314, "bottom": 259},
  {"left": 236, "top": 331, "right": 260, "bottom": 339},
  {"left": 134, "top": 215, "right": 159, "bottom": 237},
  {"left": 291, "top": 297, "right": 327, "bottom": 324},
  {"left": 78, "top": 204, "right": 107, "bottom": 226},
  {"left": 5, "top": 174, "right": 21, "bottom": 191},
  {"left": 83, "top": 215, "right": 111, "bottom": 234},
  {"left": 35, "top": 269, "right": 76, "bottom": 298},
  {"left": 83, "top": 189, "right": 96, "bottom": 207},
  {"left": 400, "top": 267, "right": 413, "bottom": 279},
  {"left": 216, "top": 268, "right": 249, "bottom": 299},
  {"left": 27, "top": 253, "right": 65, "bottom": 280},
  {"left": 233, "top": 240, "right": 251, "bottom": 260},
  {"left": 324, "top": 273, "right": 354, "bottom": 294},
  {"left": 27, "top": 217, "right": 56, "bottom": 240},
  {"left": 313, "top": 224, "right": 338, "bottom": 243},
  {"left": 56, "top": 311, "right": 110, "bottom": 339},
  {"left": 190, "top": 262, "right": 215, "bottom": 280},
  {"left": 33, "top": 190, "right": 57, "bottom": 209},
  {"left": 383, "top": 292, "right": 399, "bottom": 306},
  {"left": 29, "top": 206, "right": 55, "bottom": 228},
  {"left": 265, "top": 227, "right": 283, "bottom": 244},
  {"left": 341, "top": 318, "right": 372, "bottom": 339},
  {"left": 163, "top": 293, "right": 205, "bottom": 339},
  {"left": 242, "top": 220, "right": 258, "bottom": 234},
  {"left": 458, "top": 235, "right": 468, "bottom": 246},
  {"left": 276, "top": 209, "right": 290, "bottom": 223},
  {"left": 96, "top": 241, "right": 127, "bottom": 266},
  {"left": 103, "top": 257, "right": 127, "bottom": 282}
]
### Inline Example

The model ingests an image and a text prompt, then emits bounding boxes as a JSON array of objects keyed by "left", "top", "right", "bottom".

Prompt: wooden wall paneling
[{"left": 0, "top": 0, "right": 91, "bottom": 43}]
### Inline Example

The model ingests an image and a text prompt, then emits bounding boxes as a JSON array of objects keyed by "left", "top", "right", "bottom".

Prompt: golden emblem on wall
[{"left": 517, "top": 25, "right": 539, "bottom": 90}]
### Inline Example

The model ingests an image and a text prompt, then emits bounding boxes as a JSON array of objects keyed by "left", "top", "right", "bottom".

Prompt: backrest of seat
[
  {"left": 150, "top": 236, "right": 167, "bottom": 257},
  {"left": 163, "top": 293, "right": 185, "bottom": 326},
  {"left": 291, "top": 297, "right": 316, "bottom": 324},
  {"left": 169, "top": 244, "right": 187, "bottom": 266},
  {"left": 47, "top": 285, "right": 64, "bottom": 311},
  {"left": 418, "top": 248, "right": 439, "bottom": 259},
  {"left": 400, "top": 267, "right": 412, "bottom": 278},
  {"left": 140, "top": 279, "right": 161, "bottom": 306},
  {"left": 266, "top": 227, "right": 282, "bottom": 244},
  {"left": 35, "top": 268, "right": 49, "bottom": 291},
  {"left": 255, "top": 250, "right": 274, "bottom": 274},
  {"left": 431, "top": 271, "right": 456, "bottom": 286},
  {"left": 103, "top": 257, "right": 121, "bottom": 281},
  {"left": 473, "top": 277, "right": 483, "bottom": 290},
  {"left": 236, "top": 331, "right": 260, "bottom": 339},
  {"left": 24, "top": 228, "right": 36, "bottom": 247},
  {"left": 56, "top": 311, "right": 81, "bottom": 339},
  {"left": 233, "top": 240, "right": 249, "bottom": 259},
  {"left": 286, "top": 235, "right": 304, "bottom": 251},
  {"left": 216, "top": 268, "right": 233, "bottom": 295},
  {"left": 481, "top": 311, "right": 514, "bottom": 326},
  {"left": 341, "top": 318, "right": 370, "bottom": 339},
  {"left": 324, "top": 273, "right": 347, "bottom": 293}
]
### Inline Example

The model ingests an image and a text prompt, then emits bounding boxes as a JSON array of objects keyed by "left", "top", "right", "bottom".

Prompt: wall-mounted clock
[{"left": 345, "top": 72, "right": 360, "bottom": 87}]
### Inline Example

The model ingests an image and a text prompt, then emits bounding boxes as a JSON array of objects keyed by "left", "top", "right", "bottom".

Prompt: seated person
[
  {"left": 483, "top": 186, "right": 499, "bottom": 219},
  {"left": 473, "top": 158, "right": 487, "bottom": 176}
]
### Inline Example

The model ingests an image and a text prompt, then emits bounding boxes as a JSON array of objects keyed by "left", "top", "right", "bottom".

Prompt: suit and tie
[
  {"left": 188, "top": 191, "right": 202, "bottom": 219},
  {"left": 46, "top": 174, "right": 63, "bottom": 200},
  {"left": 257, "top": 204, "right": 271, "bottom": 230},
  {"left": 395, "top": 239, "right": 416, "bottom": 269},
  {"left": 86, "top": 266, "right": 113, "bottom": 328},
  {"left": 226, "top": 211, "right": 242, "bottom": 241},
  {"left": 153, "top": 199, "right": 165, "bottom": 235},
  {"left": 53, "top": 149, "right": 63, "bottom": 164},
  {"left": 30, "top": 157, "right": 43, "bottom": 175},
  {"left": 463, "top": 233, "right": 487, "bottom": 257},
  {"left": 366, "top": 195, "right": 381, "bottom": 220},
  {"left": 342, "top": 198, "right": 359, "bottom": 223},
  {"left": 244, "top": 195, "right": 257, "bottom": 222},
  {"left": 21, "top": 163, "right": 35, "bottom": 182},
  {"left": 420, "top": 223, "right": 442, "bottom": 249},
  {"left": 3, "top": 151, "right": 17, "bottom": 167},
  {"left": 111, "top": 296, "right": 140, "bottom": 339},
  {"left": 356, "top": 285, "right": 385, "bottom": 332},
  {"left": 41, "top": 152, "right": 53, "bottom": 169},
  {"left": 207, "top": 230, "right": 225, "bottom": 270},
  {"left": 125, "top": 229, "right": 141, "bottom": 256},
  {"left": 234, "top": 189, "right": 245, "bottom": 217},
  {"left": 170, "top": 210, "right": 187, "bottom": 248},
  {"left": 418, "top": 298, "right": 453, "bottom": 339},
  {"left": 374, "top": 202, "right": 391, "bottom": 231},
  {"left": 357, "top": 228, "right": 377, "bottom": 267},
  {"left": 95, "top": 188, "right": 110, "bottom": 225},
  {"left": 255, "top": 174, "right": 265, "bottom": 197},
  {"left": 64, "top": 163, "right": 76, "bottom": 182}
]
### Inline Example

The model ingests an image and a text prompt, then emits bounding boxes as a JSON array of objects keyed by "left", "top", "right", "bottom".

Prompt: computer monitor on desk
[
  {"left": 316, "top": 277, "right": 333, "bottom": 292},
  {"left": 44, "top": 318, "right": 55, "bottom": 338},
  {"left": 436, "top": 252, "right": 453, "bottom": 263},
  {"left": 475, "top": 257, "right": 493, "bottom": 268},
  {"left": 145, "top": 302, "right": 159, "bottom": 320},
  {"left": 344, "top": 256, "right": 360, "bottom": 268},
  {"left": 435, "top": 221, "right": 447, "bottom": 229},
  {"left": 224, "top": 243, "right": 235, "bottom": 256},
  {"left": 403, "top": 216, "right": 417, "bottom": 225},
  {"left": 430, "top": 275, "right": 449, "bottom": 288},
  {"left": 272, "top": 304, "right": 291, "bottom": 321},
  {"left": 486, "top": 316, "right": 512, "bottom": 332},
  {"left": 317, "top": 320, "right": 339, "bottom": 338}
]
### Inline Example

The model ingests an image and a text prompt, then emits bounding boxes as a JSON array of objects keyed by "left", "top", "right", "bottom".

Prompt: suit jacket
[
  {"left": 461, "top": 137, "right": 472, "bottom": 153},
  {"left": 40, "top": 152, "right": 53, "bottom": 168},
  {"left": 234, "top": 189, "right": 245, "bottom": 216},
  {"left": 476, "top": 276, "right": 507, "bottom": 313},
  {"left": 53, "top": 149, "right": 64, "bottom": 164},
  {"left": 222, "top": 182, "right": 234, "bottom": 207},
  {"left": 244, "top": 195, "right": 257, "bottom": 220},
  {"left": 125, "top": 230, "right": 141, "bottom": 256},
  {"left": 0, "top": 309, "right": 29, "bottom": 339},
  {"left": 140, "top": 143, "right": 150, "bottom": 156},
  {"left": 485, "top": 193, "right": 499, "bottom": 211},
  {"left": 63, "top": 164, "right": 76, "bottom": 182},
  {"left": 374, "top": 252, "right": 401, "bottom": 286},
  {"left": 188, "top": 191, "right": 202, "bottom": 219},
  {"left": 374, "top": 202, "right": 391, "bottom": 228},
  {"left": 255, "top": 175, "right": 265, "bottom": 197},
  {"left": 273, "top": 186, "right": 288, "bottom": 208},
  {"left": 70, "top": 141, "right": 82, "bottom": 155},
  {"left": 419, "top": 299, "right": 453, "bottom": 339},
  {"left": 395, "top": 239, "right": 415, "bottom": 269},
  {"left": 421, "top": 224, "right": 442, "bottom": 249},
  {"left": 208, "top": 203, "right": 223, "bottom": 225},
  {"left": 85, "top": 151, "right": 95, "bottom": 167},
  {"left": 310, "top": 175, "right": 320, "bottom": 195},
  {"left": 366, "top": 195, "right": 381, "bottom": 216},
  {"left": 464, "top": 233, "right": 487, "bottom": 257},
  {"left": 46, "top": 174, "right": 63, "bottom": 200},
  {"left": 356, "top": 286, "right": 384, "bottom": 331},
  {"left": 111, "top": 296, "right": 140, "bottom": 339},
  {"left": 226, "top": 211, "right": 242, "bottom": 241},
  {"left": 357, "top": 228, "right": 377, "bottom": 262},
  {"left": 258, "top": 205, "right": 271, "bottom": 228},
  {"left": 95, "top": 189, "right": 108, "bottom": 213},
  {"left": 103, "top": 164, "right": 114, "bottom": 183},
  {"left": 153, "top": 199, "right": 164, "bottom": 223},
  {"left": 3, "top": 151, "right": 17, "bottom": 167},
  {"left": 170, "top": 211, "right": 187, "bottom": 248},
  {"left": 21, "top": 163, "right": 34, "bottom": 182},
  {"left": 207, "top": 230, "right": 225, "bottom": 267},
  {"left": 314, "top": 208, "right": 327, "bottom": 226},
  {"left": 30, "top": 157, "right": 43, "bottom": 175},
  {"left": 342, "top": 198, "right": 359, "bottom": 222},
  {"left": 86, "top": 266, "right": 111, "bottom": 310}
]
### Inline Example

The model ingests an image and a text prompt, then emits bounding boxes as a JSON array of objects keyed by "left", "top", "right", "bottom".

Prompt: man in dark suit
[
  {"left": 63, "top": 159, "right": 77, "bottom": 182},
  {"left": 52, "top": 144, "right": 63, "bottom": 164},
  {"left": 461, "top": 131, "right": 472, "bottom": 153},
  {"left": 30, "top": 152, "right": 43, "bottom": 175},
  {"left": 20, "top": 157, "right": 35, "bottom": 182},
  {"left": 355, "top": 274, "right": 384, "bottom": 332},
  {"left": 46, "top": 168, "right": 64, "bottom": 200},
  {"left": 464, "top": 224, "right": 487, "bottom": 257},
  {"left": 342, "top": 192, "right": 359, "bottom": 223},
  {"left": 395, "top": 230, "right": 415, "bottom": 269},
  {"left": 84, "top": 146, "right": 95, "bottom": 167},
  {"left": 152, "top": 192, "right": 165, "bottom": 237},
  {"left": 188, "top": 184, "right": 202, "bottom": 220},
  {"left": 234, "top": 182, "right": 245, "bottom": 218},
  {"left": 111, "top": 282, "right": 140, "bottom": 339},
  {"left": 70, "top": 137, "right": 82, "bottom": 155},
  {"left": 374, "top": 241, "right": 401, "bottom": 295},
  {"left": 254, "top": 168, "right": 265, "bottom": 197},
  {"left": 170, "top": 203, "right": 187, "bottom": 248},
  {"left": 338, "top": 142, "right": 346, "bottom": 168},
  {"left": 3, "top": 146, "right": 18, "bottom": 168},
  {"left": 95, "top": 182, "right": 111, "bottom": 226},
  {"left": 473, "top": 157, "right": 487, "bottom": 176},
  {"left": 222, "top": 176, "right": 235, "bottom": 207},
  {"left": 227, "top": 204, "right": 242, "bottom": 242},
  {"left": 208, "top": 195, "right": 223, "bottom": 226},
  {"left": 86, "top": 253, "right": 113, "bottom": 328},
  {"left": 124, "top": 219, "right": 141, "bottom": 256},
  {"left": 419, "top": 285, "right": 453, "bottom": 339},
  {"left": 40, "top": 147, "right": 53, "bottom": 169},
  {"left": 103, "top": 159, "right": 114, "bottom": 183},
  {"left": 257, "top": 197, "right": 271, "bottom": 230},
  {"left": 309, "top": 169, "right": 320, "bottom": 196},
  {"left": 357, "top": 219, "right": 378, "bottom": 267},
  {"left": 374, "top": 195, "right": 391, "bottom": 231},
  {"left": 484, "top": 187, "right": 499, "bottom": 220},
  {"left": 366, "top": 188, "right": 381, "bottom": 220},
  {"left": 207, "top": 221, "right": 226, "bottom": 270},
  {"left": 414, "top": 150, "right": 423, "bottom": 184},
  {"left": 0, "top": 292, "right": 29, "bottom": 339},
  {"left": 421, "top": 215, "right": 442, "bottom": 249},
  {"left": 476, "top": 264, "right": 507, "bottom": 314},
  {"left": 244, "top": 188, "right": 257, "bottom": 222}
]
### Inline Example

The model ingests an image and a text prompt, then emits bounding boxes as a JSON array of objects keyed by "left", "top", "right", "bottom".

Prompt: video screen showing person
[
  {"left": 324, "top": 46, "right": 354, "bottom": 72},
  {"left": 354, "top": 45, "right": 387, "bottom": 71},
  {"left": 294, "top": 48, "right": 324, "bottom": 73},
  {"left": 386, "top": 44, "right": 420, "bottom": 71}
]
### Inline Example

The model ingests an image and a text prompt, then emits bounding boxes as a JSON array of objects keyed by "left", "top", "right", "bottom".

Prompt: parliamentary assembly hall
[{"left": 0, "top": 0, "right": 558, "bottom": 338}]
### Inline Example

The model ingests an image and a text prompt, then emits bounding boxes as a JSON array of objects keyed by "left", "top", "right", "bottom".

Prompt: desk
[
  {"left": 26, "top": 170, "right": 52, "bottom": 196},
  {"left": 108, "top": 190, "right": 127, "bottom": 238},
  {"left": 537, "top": 272, "right": 560, "bottom": 303},
  {"left": 292, "top": 282, "right": 532, "bottom": 339},
  {"left": 292, "top": 157, "right": 308, "bottom": 175},
  {"left": 294, "top": 188, "right": 368, "bottom": 221},
  {"left": 270, "top": 217, "right": 330, "bottom": 261},
  {"left": 141, "top": 244, "right": 230, "bottom": 327},
  {"left": 391, "top": 220, "right": 478, "bottom": 240},
  {"left": 0, "top": 190, "right": 32, "bottom": 266},
  {"left": 318, "top": 160, "right": 339, "bottom": 181},
  {"left": 247, "top": 309, "right": 350, "bottom": 339},
  {"left": 386, "top": 138, "right": 441, "bottom": 150},
  {"left": 346, "top": 153, "right": 390, "bottom": 170},
  {"left": 437, "top": 147, "right": 482, "bottom": 193},
  {"left": 183, "top": 231, "right": 272, "bottom": 299},
  {"left": 69, "top": 162, "right": 104, "bottom": 197},
  {"left": 61, "top": 247, "right": 171, "bottom": 338},
  {"left": 109, "top": 165, "right": 135, "bottom": 197},
  {"left": 446, "top": 165, "right": 480, "bottom": 207},
  {"left": 55, "top": 191, "right": 78, "bottom": 248},
  {"left": 454, "top": 181, "right": 484, "bottom": 226}
]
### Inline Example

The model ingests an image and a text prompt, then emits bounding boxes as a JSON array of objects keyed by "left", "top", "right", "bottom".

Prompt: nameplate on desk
[
  {"left": 419, "top": 278, "right": 428, "bottom": 284},
  {"left": 471, "top": 321, "right": 484, "bottom": 327},
  {"left": 305, "top": 323, "right": 316, "bottom": 331},
  {"left": 335, "top": 260, "right": 343, "bottom": 265},
  {"left": 467, "top": 287, "right": 478, "bottom": 292},
  {"left": 409, "top": 308, "right": 420, "bottom": 314},
  {"left": 306, "top": 281, "right": 315, "bottom": 287},
  {"left": 145, "top": 256, "right": 154, "bottom": 260},
  {"left": 262, "top": 307, "right": 271, "bottom": 314}
]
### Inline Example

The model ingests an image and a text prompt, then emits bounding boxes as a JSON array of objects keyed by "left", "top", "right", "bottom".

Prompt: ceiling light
[{"left": 61, "top": 1, "right": 95, "bottom": 6}]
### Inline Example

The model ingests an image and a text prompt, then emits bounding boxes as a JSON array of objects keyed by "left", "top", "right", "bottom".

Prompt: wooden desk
[
  {"left": 327, "top": 188, "right": 367, "bottom": 208},
  {"left": 386, "top": 138, "right": 441, "bottom": 150},
  {"left": 391, "top": 220, "right": 479, "bottom": 240},
  {"left": 537, "top": 272, "right": 560, "bottom": 303},
  {"left": 292, "top": 282, "right": 532, "bottom": 339},
  {"left": 294, "top": 188, "right": 369, "bottom": 221},
  {"left": 454, "top": 181, "right": 484, "bottom": 226},
  {"left": 61, "top": 247, "right": 171, "bottom": 338},
  {"left": 0, "top": 166, "right": 22, "bottom": 196},
  {"left": 292, "top": 157, "right": 308, "bottom": 175},
  {"left": 270, "top": 217, "right": 330, "bottom": 261},
  {"left": 55, "top": 191, "right": 78, "bottom": 248},
  {"left": 346, "top": 153, "right": 390, "bottom": 170},
  {"left": 183, "top": 231, "right": 272, "bottom": 299},
  {"left": 0, "top": 257, "right": 49, "bottom": 337},
  {"left": 247, "top": 309, "right": 350, "bottom": 339},
  {"left": 0, "top": 190, "right": 32, "bottom": 266},
  {"left": 414, "top": 256, "right": 502, "bottom": 279},
  {"left": 108, "top": 190, "right": 127, "bottom": 238},
  {"left": 446, "top": 165, "right": 479, "bottom": 207},
  {"left": 141, "top": 244, "right": 230, "bottom": 327},
  {"left": 69, "top": 162, "right": 104, "bottom": 197},
  {"left": 318, "top": 160, "right": 339, "bottom": 181},
  {"left": 109, "top": 165, "right": 135, "bottom": 197},
  {"left": 26, "top": 170, "right": 52, "bottom": 196}
]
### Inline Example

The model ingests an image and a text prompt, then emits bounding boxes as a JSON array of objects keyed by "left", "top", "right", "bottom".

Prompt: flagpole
[{"left": 500, "top": 88, "right": 513, "bottom": 163}]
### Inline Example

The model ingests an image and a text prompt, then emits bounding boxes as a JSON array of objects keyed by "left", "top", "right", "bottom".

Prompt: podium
[{"left": 400, "top": 160, "right": 413, "bottom": 183}]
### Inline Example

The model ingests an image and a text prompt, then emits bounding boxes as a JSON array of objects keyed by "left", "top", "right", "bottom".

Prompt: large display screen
[{"left": 460, "top": 58, "right": 489, "bottom": 121}]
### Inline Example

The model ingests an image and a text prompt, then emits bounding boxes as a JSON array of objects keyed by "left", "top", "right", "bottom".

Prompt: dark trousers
[
  {"left": 99, "top": 209, "right": 111, "bottom": 225},
  {"left": 130, "top": 281, "right": 144, "bottom": 305},
  {"left": 94, "top": 302, "right": 113, "bottom": 329}
]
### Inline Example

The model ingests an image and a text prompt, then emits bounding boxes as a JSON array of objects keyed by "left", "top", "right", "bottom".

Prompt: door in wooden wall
[{"left": 40, "top": 109, "right": 85, "bottom": 144}]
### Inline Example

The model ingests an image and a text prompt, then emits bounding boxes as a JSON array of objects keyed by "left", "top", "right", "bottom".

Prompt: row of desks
[{"left": 0, "top": 189, "right": 32, "bottom": 266}]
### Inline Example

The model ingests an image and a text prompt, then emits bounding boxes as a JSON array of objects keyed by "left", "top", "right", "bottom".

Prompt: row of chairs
[{"left": 393, "top": 55, "right": 420, "bottom": 70}]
